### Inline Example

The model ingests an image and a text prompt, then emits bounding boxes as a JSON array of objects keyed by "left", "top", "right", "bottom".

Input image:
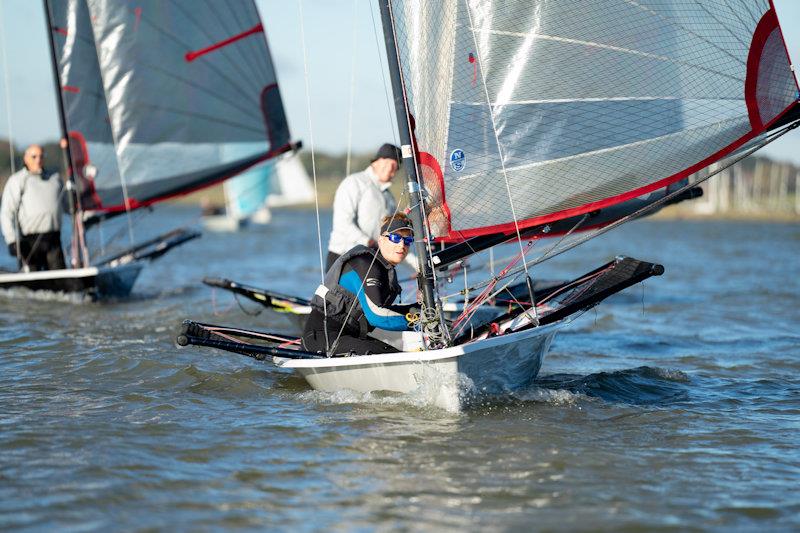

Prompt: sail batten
[
  {"left": 389, "top": 0, "right": 799, "bottom": 239},
  {"left": 48, "top": 0, "right": 292, "bottom": 213}
]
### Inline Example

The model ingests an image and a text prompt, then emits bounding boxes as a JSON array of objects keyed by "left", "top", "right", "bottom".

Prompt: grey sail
[
  {"left": 46, "top": 0, "right": 292, "bottom": 212},
  {"left": 388, "top": 0, "right": 799, "bottom": 239}
]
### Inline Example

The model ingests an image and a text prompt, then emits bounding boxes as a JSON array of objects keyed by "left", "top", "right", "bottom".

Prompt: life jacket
[{"left": 311, "top": 245, "right": 401, "bottom": 337}]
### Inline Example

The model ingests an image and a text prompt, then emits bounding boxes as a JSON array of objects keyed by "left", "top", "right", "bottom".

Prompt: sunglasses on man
[{"left": 383, "top": 232, "right": 414, "bottom": 246}]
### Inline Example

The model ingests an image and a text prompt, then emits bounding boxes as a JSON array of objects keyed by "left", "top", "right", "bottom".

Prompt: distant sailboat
[
  {"left": 0, "top": 0, "right": 295, "bottom": 298},
  {"left": 202, "top": 153, "right": 314, "bottom": 232}
]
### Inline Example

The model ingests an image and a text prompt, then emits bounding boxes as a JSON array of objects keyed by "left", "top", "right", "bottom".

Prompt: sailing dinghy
[
  {"left": 0, "top": 0, "right": 295, "bottom": 298},
  {"left": 178, "top": 0, "right": 800, "bottom": 409},
  {"left": 202, "top": 152, "right": 315, "bottom": 232}
]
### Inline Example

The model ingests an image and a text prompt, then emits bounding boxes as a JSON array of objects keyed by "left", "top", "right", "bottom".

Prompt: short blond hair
[{"left": 380, "top": 212, "right": 412, "bottom": 228}]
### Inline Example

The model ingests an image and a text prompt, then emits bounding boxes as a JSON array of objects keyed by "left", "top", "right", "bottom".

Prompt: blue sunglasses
[{"left": 384, "top": 233, "right": 414, "bottom": 246}]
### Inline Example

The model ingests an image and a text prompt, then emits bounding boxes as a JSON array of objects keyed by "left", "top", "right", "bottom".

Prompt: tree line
[{"left": 2, "top": 138, "right": 797, "bottom": 219}]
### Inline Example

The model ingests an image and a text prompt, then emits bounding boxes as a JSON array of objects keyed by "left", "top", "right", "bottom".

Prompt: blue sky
[{"left": 0, "top": 0, "right": 799, "bottom": 163}]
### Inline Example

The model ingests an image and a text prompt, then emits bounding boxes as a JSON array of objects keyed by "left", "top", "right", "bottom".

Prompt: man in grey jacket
[
  {"left": 325, "top": 143, "right": 403, "bottom": 271},
  {"left": 0, "top": 144, "right": 66, "bottom": 271}
]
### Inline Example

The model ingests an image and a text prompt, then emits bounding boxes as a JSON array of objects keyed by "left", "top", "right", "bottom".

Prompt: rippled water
[{"left": 1, "top": 207, "right": 798, "bottom": 531}]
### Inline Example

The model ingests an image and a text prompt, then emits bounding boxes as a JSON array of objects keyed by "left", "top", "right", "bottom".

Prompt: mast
[
  {"left": 378, "top": 0, "right": 446, "bottom": 347},
  {"left": 42, "top": 0, "right": 89, "bottom": 268}
]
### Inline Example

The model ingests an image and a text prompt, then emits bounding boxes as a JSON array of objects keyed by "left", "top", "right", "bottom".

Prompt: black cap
[
  {"left": 381, "top": 216, "right": 414, "bottom": 235},
  {"left": 372, "top": 143, "right": 402, "bottom": 166}
]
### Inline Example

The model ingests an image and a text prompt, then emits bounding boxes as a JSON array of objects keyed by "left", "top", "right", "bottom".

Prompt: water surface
[{"left": 1, "top": 207, "right": 798, "bottom": 531}]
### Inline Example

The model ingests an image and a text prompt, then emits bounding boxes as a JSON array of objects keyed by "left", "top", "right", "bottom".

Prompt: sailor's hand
[{"left": 7, "top": 243, "right": 16, "bottom": 258}]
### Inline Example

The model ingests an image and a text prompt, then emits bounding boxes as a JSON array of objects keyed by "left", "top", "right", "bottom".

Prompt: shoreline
[{"left": 169, "top": 191, "right": 800, "bottom": 223}]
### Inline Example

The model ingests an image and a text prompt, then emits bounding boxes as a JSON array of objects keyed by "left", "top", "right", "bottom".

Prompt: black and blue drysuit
[{"left": 302, "top": 245, "right": 417, "bottom": 356}]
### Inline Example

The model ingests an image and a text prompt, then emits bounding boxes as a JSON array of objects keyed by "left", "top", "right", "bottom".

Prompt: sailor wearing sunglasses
[{"left": 303, "top": 213, "right": 421, "bottom": 356}]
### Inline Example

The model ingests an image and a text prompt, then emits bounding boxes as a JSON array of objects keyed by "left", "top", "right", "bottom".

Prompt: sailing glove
[{"left": 7, "top": 243, "right": 16, "bottom": 258}]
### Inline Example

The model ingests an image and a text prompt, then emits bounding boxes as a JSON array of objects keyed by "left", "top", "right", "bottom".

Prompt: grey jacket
[{"left": 327, "top": 166, "right": 397, "bottom": 256}]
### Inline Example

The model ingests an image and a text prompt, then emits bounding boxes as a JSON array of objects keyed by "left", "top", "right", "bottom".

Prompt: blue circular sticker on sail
[{"left": 450, "top": 149, "right": 465, "bottom": 172}]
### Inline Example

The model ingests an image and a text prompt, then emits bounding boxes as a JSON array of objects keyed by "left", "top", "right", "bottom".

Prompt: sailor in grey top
[
  {"left": 0, "top": 145, "right": 66, "bottom": 271},
  {"left": 326, "top": 143, "right": 402, "bottom": 270}
]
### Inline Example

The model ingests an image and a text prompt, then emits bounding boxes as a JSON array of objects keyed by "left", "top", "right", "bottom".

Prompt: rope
[
  {"left": 344, "top": 0, "right": 360, "bottom": 178},
  {"left": 450, "top": 239, "right": 534, "bottom": 335},
  {"left": 297, "top": 0, "right": 329, "bottom": 352},
  {"left": 464, "top": 1, "right": 539, "bottom": 324},
  {"left": 210, "top": 286, "right": 236, "bottom": 316},
  {"left": 0, "top": 2, "right": 15, "bottom": 175},
  {"left": 368, "top": 2, "right": 401, "bottom": 142}
]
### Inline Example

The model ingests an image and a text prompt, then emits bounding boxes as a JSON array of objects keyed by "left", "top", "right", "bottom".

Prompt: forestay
[
  {"left": 46, "top": 0, "right": 292, "bottom": 213},
  {"left": 388, "top": 0, "right": 800, "bottom": 239}
]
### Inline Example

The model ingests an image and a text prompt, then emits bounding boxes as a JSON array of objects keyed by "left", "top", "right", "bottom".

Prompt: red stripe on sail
[
  {"left": 439, "top": 100, "right": 800, "bottom": 241},
  {"left": 185, "top": 24, "right": 264, "bottom": 63},
  {"left": 63, "top": 86, "right": 80, "bottom": 93},
  {"left": 53, "top": 27, "right": 68, "bottom": 36},
  {"left": 417, "top": 151, "right": 452, "bottom": 236},
  {"left": 768, "top": 0, "right": 800, "bottom": 92},
  {"left": 745, "top": 9, "right": 779, "bottom": 131}
]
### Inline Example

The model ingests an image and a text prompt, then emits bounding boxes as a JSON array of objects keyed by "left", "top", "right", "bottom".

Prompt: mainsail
[
  {"left": 388, "top": 0, "right": 800, "bottom": 239},
  {"left": 46, "top": 0, "right": 292, "bottom": 213}
]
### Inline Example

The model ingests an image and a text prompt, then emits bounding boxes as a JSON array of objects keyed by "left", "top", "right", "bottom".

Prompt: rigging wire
[
  {"left": 0, "top": 2, "right": 16, "bottom": 175},
  {"left": 460, "top": 122, "right": 800, "bottom": 294},
  {"left": 344, "top": 0, "right": 360, "bottom": 178},
  {"left": 321, "top": 4, "right": 444, "bottom": 353},
  {"left": 296, "top": 0, "right": 329, "bottom": 352},
  {"left": 368, "top": 3, "right": 400, "bottom": 144},
  {"left": 463, "top": 0, "right": 539, "bottom": 324}
]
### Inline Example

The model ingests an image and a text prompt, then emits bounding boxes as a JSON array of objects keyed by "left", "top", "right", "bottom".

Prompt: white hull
[
  {"left": 248, "top": 206, "right": 272, "bottom": 225},
  {"left": 202, "top": 214, "right": 247, "bottom": 233},
  {"left": 0, "top": 262, "right": 144, "bottom": 299},
  {"left": 274, "top": 320, "right": 562, "bottom": 410}
]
